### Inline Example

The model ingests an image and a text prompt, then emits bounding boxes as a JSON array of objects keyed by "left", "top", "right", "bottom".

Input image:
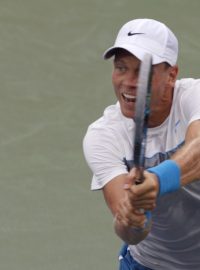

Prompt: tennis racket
[{"left": 133, "top": 53, "right": 152, "bottom": 184}]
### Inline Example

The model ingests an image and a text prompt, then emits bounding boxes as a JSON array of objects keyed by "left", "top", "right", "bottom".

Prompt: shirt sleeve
[
  {"left": 83, "top": 128, "right": 128, "bottom": 190},
  {"left": 180, "top": 79, "right": 200, "bottom": 125}
]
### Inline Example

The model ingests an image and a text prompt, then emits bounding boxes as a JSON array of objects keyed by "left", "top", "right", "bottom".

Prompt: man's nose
[{"left": 124, "top": 72, "right": 138, "bottom": 88}]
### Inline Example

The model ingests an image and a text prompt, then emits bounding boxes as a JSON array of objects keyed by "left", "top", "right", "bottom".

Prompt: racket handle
[
  {"left": 134, "top": 168, "right": 152, "bottom": 229},
  {"left": 144, "top": 211, "right": 152, "bottom": 229},
  {"left": 131, "top": 210, "right": 152, "bottom": 233}
]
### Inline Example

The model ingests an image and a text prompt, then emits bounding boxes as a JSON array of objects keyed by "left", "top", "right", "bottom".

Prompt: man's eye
[{"left": 115, "top": 65, "right": 127, "bottom": 72}]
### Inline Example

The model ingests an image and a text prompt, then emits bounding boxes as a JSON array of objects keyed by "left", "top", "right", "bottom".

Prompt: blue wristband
[{"left": 147, "top": 160, "right": 181, "bottom": 196}]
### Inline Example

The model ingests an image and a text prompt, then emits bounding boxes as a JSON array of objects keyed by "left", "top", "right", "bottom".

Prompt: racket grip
[
  {"left": 144, "top": 211, "right": 152, "bottom": 229},
  {"left": 131, "top": 210, "right": 152, "bottom": 233}
]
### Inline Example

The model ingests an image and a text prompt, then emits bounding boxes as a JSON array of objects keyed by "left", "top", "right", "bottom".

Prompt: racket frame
[{"left": 133, "top": 53, "right": 153, "bottom": 183}]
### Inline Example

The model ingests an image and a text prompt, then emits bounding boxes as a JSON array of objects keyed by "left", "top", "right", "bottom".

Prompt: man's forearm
[{"left": 173, "top": 137, "right": 200, "bottom": 186}]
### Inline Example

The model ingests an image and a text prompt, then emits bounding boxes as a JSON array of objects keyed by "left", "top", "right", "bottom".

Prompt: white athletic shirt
[{"left": 83, "top": 78, "right": 200, "bottom": 270}]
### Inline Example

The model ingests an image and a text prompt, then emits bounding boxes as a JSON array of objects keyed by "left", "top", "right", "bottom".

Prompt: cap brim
[
  {"left": 103, "top": 44, "right": 146, "bottom": 61},
  {"left": 103, "top": 44, "right": 166, "bottom": 65}
]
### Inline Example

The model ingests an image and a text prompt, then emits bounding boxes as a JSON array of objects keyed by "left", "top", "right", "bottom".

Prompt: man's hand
[
  {"left": 115, "top": 190, "right": 147, "bottom": 229},
  {"left": 125, "top": 168, "right": 159, "bottom": 211},
  {"left": 115, "top": 168, "right": 158, "bottom": 231}
]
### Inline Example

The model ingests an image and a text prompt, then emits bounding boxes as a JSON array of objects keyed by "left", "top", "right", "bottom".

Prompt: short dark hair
[{"left": 163, "top": 62, "right": 171, "bottom": 69}]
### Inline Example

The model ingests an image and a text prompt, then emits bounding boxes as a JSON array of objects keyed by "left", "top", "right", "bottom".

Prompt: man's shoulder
[
  {"left": 176, "top": 78, "right": 200, "bottom": 91},
  {"left": 87, "top": 103, "right": 132, "bottom": 132},
  {"left": 83, "top": 103, "right": 133, "bottom": 151}
]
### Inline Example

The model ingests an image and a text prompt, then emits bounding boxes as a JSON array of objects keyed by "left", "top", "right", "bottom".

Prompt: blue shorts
[{"left": 119, "top": 244, "right": 153, "bottom": 270}]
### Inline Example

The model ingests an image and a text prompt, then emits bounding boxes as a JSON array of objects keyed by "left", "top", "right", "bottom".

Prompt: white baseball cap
[{"left": 103, "top": 18, "right": 178, "bottom": 66}]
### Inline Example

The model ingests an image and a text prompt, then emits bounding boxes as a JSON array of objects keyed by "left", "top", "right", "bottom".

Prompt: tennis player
[{"left": 83, "top": 18, "right": 200, "bottom": 270}]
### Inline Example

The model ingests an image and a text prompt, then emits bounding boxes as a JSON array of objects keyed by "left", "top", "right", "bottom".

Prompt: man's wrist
[{"left": 147, "top": 160, "right": 181, "bottom": 196}]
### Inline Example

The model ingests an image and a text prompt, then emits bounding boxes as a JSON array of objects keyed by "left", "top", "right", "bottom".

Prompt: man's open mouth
[{"left": 122, "top": 93, "right": 136, "bottom": 103}]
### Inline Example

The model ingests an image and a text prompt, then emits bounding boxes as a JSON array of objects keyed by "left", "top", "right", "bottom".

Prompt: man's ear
[{"left": 168, "top": 65, "right": 179, "bottom": 87}]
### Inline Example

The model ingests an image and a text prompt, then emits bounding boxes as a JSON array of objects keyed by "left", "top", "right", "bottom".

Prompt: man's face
[{"left": 112, "top": 50, "right": 177, "bottom": 126}]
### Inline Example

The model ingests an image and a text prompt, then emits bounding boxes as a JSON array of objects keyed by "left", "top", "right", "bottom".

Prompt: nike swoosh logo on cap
[{"left": 128, "top": 32, "right": 145, "bottom": 36}]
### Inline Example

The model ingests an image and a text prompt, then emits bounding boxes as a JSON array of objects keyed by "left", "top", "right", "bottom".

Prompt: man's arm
[
  {"left": 103, "top": 120, "right": 200, "bottom": 245},
  {"left": 102, "top": 174, "right": 155, "bottom": 245},
  {"left": 125, "top": 120, "right": 200, "bottom": 208},
  {"left": 173, "top": 119, "right": 200, "bottom": 185}
]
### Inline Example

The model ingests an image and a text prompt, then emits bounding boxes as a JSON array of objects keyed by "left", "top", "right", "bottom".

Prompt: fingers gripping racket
[{"left": 133, "top": 53, "right": 152, "bottom": 183}]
